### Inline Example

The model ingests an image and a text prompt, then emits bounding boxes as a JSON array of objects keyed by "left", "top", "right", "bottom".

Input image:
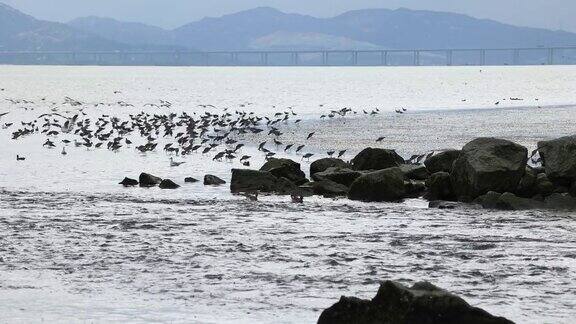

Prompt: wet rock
[
  {"left": 348, "top": 167, "right": 405, "bottom": 202},
  {"left": 570, "top": 181, "right": 576, "bottom": 197},
  {"left": 404, "top": 180, "right": 426, "bottom": 198},
  {"left": 260, "top": 158, "right": 307, "bottom": 185},
  {"left": 312, "top": 167, "right": 362, "bottom": 187},
  {"left": 276, "top": 177, "right": 304, "bottom": 195},
  {"left": 537, "top": 135, "right": 576, "bottom": 184},
  {"left": 204, "top": 174, "right": 226, "bottom": 186},
  {"left": 475, "top": 191, "right": 544, "bottom": 210},
  {"left": 159, "top": 179, "right": 180, "bottom": 189},
  {"left": 399, "top": 164, "right": 429, "bottom": 180},
  {"left": 424, "top": 149, "right": 461, "bottom": 173},
  {"left": 119, "top": 177, "right": 138, "bottom": 187},
  {"left": 425, "top": 172, "right": 455, "bottom": 201},
  {"left": 515, "top": 167, "right": 537, "bottom": 198},
  {"left": 139, "top": 172, "right": 162, "bottom": 187},
  {"left": 304, "top": 180, "right": 349, "bottom": 198},
  {"left": 230, "top": 169, "right": 278, "bottom": 193},
  {"left": 310, "top": 158, "right": 349, "bottom": 175},
  {"left": 535, "top": 173, "right": 554, "bottom": 197},
  {"left": 317, "top": 280, "right": 513, "bottom": 324},
  {"left": 351, "top": 148, "right": 405, "bottom": 171},
  {"left": 428, "top": 201, "right": 466, "bottom": 209},
  {"left": 184, "top": 177, "right": 199, "bottom": 183},
  {"left": 544, "top": 193, "right": 576, "bottom": 210},
  {"left": 451, "top": 138, "right": 528, "bottom": 201}
]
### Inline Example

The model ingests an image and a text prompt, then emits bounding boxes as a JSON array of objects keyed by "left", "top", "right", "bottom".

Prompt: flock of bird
[{"left": 2, "top": 96, "right": 411, "bottom": 166}]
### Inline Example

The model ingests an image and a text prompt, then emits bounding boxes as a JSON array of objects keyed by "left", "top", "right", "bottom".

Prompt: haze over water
[{"left": 0, "top": 65, "right": 575, "bottom": 323}]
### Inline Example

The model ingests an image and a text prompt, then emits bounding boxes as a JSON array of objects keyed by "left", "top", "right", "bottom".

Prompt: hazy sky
[{"left": 4, "top": 0, "right": 575, "bottom": 32}]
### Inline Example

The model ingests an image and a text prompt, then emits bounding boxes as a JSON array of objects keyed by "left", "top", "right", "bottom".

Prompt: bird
[
  {"left": 61, "top": 147, "right": 67, "bottom": 155},
  {"left": 376, "top": 136, "right": 385, "bottom": 143},
  {"left": 170, "top": 157, "right": 186, "bottom": 167},
  {"left": 16, "top": 155, "right": 25, "bottom": 161},
  {"left": 327, "top": 151, "right": 335, "bottom": 157},
  {"left": 307, "top": 132, "right": 315, "bottom": 140},
  {"left": 296, "top": 145, "right": 305, "bottom": 153},
  {"left": 302, "top": 153, "right": 314, "bottom": 161},
  {"left": 337, "top": 150, "right": 347, "bottom": 158}
]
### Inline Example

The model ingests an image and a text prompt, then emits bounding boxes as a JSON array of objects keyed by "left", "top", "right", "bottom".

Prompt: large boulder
[
  {"left": 424, "top": 150, "right": 461, "bottom": 173},
  {"left": 204, "top": 174, "right": 226, "bottom": 186},
  {"left": 450, "top": 138, "right": 528, "bottom": 201},
  {"left": 312, "top": 167, "right": 362, "bottom": 187},
  {"left": 404, "top": 180, "right": 426, "bottom": 198},
  {"left": 399, "top": 164, "right": 429, "bottom": 180},
  {"left": 317, "top": 280, "right": 513, "bottom": 324},
  {"left": 119, "top": 177, "right": 138, "bottom": 187},
  {"left": 535, "top": 173, "right": 554, "bottom": 196},
  {"left": 425, "top": 172, "right": 455, "bottom": 201},
  {"left": 301, "top": 180, "right": 349, "bottom": 198},
  {"left": 515, "top": 167, "right": 537, "bottom": 198},
  {"left": 351, "top": 148, "right": 405, "bottom": 171},
  {"left": 310, "top": 158, "right": 349, "bottom": 176},
  {"left": 474, "top": 191, "right": 544, "bottom": 210},
  {"left": 159, "top": 179, "right": 180, "bottom": 189},
  {"left": 230, "top": 169, "right": 279, "bottom": 193},
  {"left": 544, "top": 193, "right": 576, "bottom": 210},
  {"left": 348, "top": 167, "right": 406, "bottom": 202},
  {"left": 184, "top": 177, "right": 199, "bottom": 183},
  {"left": 260, "top": 158, "right": 307, "bottom": 185},
  {"left": 537, "top": 135, "right": 576, "bottom": 185},
  {"left": 139, "top": 172, "right": 162, "bottom": 187}
]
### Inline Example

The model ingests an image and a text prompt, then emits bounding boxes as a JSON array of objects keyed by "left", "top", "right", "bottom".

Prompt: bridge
[{"left": 1, "top": 46, "right": 575, "bottom": 66}]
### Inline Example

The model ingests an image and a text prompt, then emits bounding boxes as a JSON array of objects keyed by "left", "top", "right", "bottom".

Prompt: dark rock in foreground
[
  {"left": 399, "top": 164, "right": 429, "bottom": 180},
  {"left": 260, "top": 158, "right": 307, "bottom": 185},
  {"left": 317, "top": 280, "right": 514, "bottom": 324},
  {"left": 424, "top": 150, "right": 461, "bottom": 173},
  {"left": 139, "top": 172, "right": 162, "bottom": 187},
  {"left": 310, "top": 158, "right": 350, "bottom": 176},
  {"left": 538, "top": 135, "right": 576, "bottom": 184},
  {"left": 301, "top": 179, "right": 349, "bottom": 198},
  {"left": 159, "top": 179, "right": 180, "bottom": 189},
  {"left": 119, "top": 177, "right": 138, "bottom": 187},
  {"left": 352, "top": 148, "right": 404, "bottom": 171},
  {"left": 348, "top": 167, "right": 405, "bottom": 202},
  {"left": 204, "top": 174, "right": 226, "bottom": 185},
  {"left": 184, "top": 177, "right": 199, "bottom": 183},
  {"left": 230, "top": 169, "right": 279, "bottom": 193},
  {"left": 312, "top": 167, "right": 362, "bottom": 187},
  {"left": 451, "top": 138, "right": 528, "bottom": 201},
  {"left": 425, "top": 172, "right": 455, "bottom": 201}
]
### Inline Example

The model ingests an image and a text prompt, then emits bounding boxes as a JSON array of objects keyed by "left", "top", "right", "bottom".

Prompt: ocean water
[{"left": 0, "top": 65, "right": 575, "bottom": 323}]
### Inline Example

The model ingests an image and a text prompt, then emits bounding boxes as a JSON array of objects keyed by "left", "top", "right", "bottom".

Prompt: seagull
[
  {"left": 376, "top": 136, "right": 385, "bottom": 143},
  {"left": 170, "top": 157, "right": 186, "bottom": 167},
  {"left": 61, "top": 147, "right": 67, "bottom": 155},
  {"left": 16, "top": 155, "right": 25, "bottom": 161},
  {"left": 337, "top": 150, "right": 347, "bottom": 158},
  {"left": 307, "top": 132, "right": 315, "bottom": 140},
  {"left": 302, "top": 153, "right": 314, "bottom": 161}
]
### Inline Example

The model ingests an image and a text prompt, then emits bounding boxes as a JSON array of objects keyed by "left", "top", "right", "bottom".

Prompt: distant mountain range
[{"left": 2, "top": 2, "right": 576, "bottom": 52}]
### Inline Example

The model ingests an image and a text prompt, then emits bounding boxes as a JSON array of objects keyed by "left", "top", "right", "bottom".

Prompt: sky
[{"left": 3, "top": 0, "right": 575, "bottom": 33}]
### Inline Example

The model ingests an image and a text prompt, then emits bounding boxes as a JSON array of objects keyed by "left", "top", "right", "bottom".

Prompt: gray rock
[
  {"left": 260, "top": 158, "right": 307, "bottom": 185},
  {"left": 537, "top": 135, "right": 576, "bottom": 184},
  {"left": 348, "top": 167, "right": 406, "bottom": 202},
  {"left": 312, "top": 167, "right": 362, "bottom": 187},
  {"left": 425, "top": 172, "right": 455, "bottom": 201},
  {"left": 474, "top": 191, "right": 504, "bottom": 209},
  {"left": 184, "top": 177, "right": 199, "bottom": 183},
  {"left": 535, "top": 173, "right": 554, "bottom": 196},
  {"left": 451, "top": 138, "right": 528, "bottom": 201},
  {"left": 424, "top": 150, "right": 461, "bottom": 173},
  {"left": 400, "top": 164, "right": 429, "bottom": 180},
  {"left": 351, "top": 147, "right": 404, "bottom": 171},
  {"left": 475, "top": 191, "right": 544, "bottom": 210},
  {"left": 310, "top": 158, "right": 349, "bottom": 175},
  {"left": 515, "top": 167, "right": 537, "bottom": 198},
  {"left": 404, "top": 180, "right": 426, "bottom": 198},
  {"left": 204, "top": 174, "right": 226, "bottom": 186},
  {"left": 139, "top": 172, "right": 162, "bottom": 187},
  {"left": 428, "top": 201, "right": 466, "bottom": 209},
  {"left": 544, "top": 193, "right": 576, "bottom": 210},
  {"left": 305, "top": 180, "right": 349, "bottom": 198},
  {"left": 230, "top": 169, "right": 278, "bottom": 193},
  {"left": 570, "top": 181, "right": 576, "bottom": 197},
  {"left": 119, "top": 177, "right": 138, "bottom": 187},
  {"left": 159, "top": 179, "right": 180, "bottom": 189},
  {"left": 275, "top": 177, "right": 303, "bottom": 195},
  {"left": 317, "top": 280, "right": 513, "bottom": 324}
]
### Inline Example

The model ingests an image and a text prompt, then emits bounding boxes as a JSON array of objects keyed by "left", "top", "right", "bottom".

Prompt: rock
[
  {"left": 428, "top": 201, "right": 466, "bottom": 209},
  {"left": 312, "top": 167, "right": 362, "bottom": 187},
  {"left": 184, "top": 177, "right": 199, "bottom": 183},
  {"left": 139, "top": 172, "right": 162, "bottom": 187},
  {"left": 230, "top": 169, "right": 278, "bottom": 193},
  {"left": 535, "top": 173, "right": 554, "bottom": 196},
  {"left": 404, "top": 180, "right": 426, "bottom": 198},
  {"left": 544, "top": 193, "right": 576, "bottom": 210},
  {"left": 159, "top": 179, "right": 180, "bottom": 189},
  {"left": 305, "top": 180, "right": 349, "bottom": 197},
  {"left": 451, "top": 138, "right": 528, "bottom": 201},
  {"left": 570, "top": 181, "right": 576, "bottom": 197},
  {"left": 260, "top": 158, "right": 307, "bottom": 185},
  {"left": 475, "top": 191, "right": 544, "bottom": 210},
  {"left": 474, "top": 191, "right": 504, "bottom": 209},
  {"left": 515, "top": 167, "right": 537, "bottom": 198},
  {"left": 424, "top": 149, "right": 461, "bottom": 173},
  {"left": 351, "top": 148, "right": 405, "bottom": 171},
  {"left": 537, "top": 135, "right": 576, "bottom": 184},
  {"left": 119, "top": 177, "right": 138, "bottom": 187},
  {"left": 276, "top": 177, "right": 304, "bottom": 195},
  {"left": 425, "top": 172, "right": 455, "bottom": 201},
  {"left": 204, "top": 174, "right": 226, "bottom": 185},
  {"left": 399, "top": 164, "right": 429, "bottom": 180},
  {"left": 348, "top": 167, "right": 406, "bottom": 202},
  {"left": 310, "top": 158, "right": 349, "bottom": 175},
  {"left": 317, "top": 280, "right": 513, "bottom": 324}
]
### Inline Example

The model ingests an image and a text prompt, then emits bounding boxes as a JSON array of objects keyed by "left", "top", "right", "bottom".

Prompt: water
[{"left": 0, "top": 65, "right": 576, "bottom": 323}]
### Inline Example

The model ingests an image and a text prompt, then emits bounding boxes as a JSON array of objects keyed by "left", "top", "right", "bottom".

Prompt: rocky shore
[{"left": 121, "top": 135, "right": 576, "bottom": 211}]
